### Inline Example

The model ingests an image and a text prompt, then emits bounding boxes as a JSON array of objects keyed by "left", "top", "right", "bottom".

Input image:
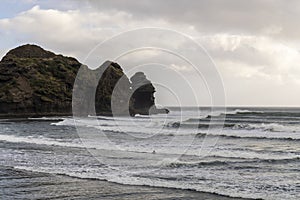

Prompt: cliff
[
  {"left": 0, "top": 44, "right": 80, "bottom": 117},
  {"left": 0, "top": 44, "right": 168, "bottom": 117},
  {"left": 130, "top": 72, "right": 169, "bottom": 115}
]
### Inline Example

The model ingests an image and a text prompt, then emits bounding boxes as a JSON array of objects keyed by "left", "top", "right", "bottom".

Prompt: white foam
[
  {"left": 52, "top": 117, "right": 300, "bottom": 141},
  {"left": 0, "top": 134, "right": 82, "bottom": 148},
  {"left": 233, "top": 123, "right": 300, "bottom": 133},
  {"left": 12, "top": 164, "right": 294, "bottom": 200},
  {"left": 28, "top": 117, "right": 66, "bottom": 121}
]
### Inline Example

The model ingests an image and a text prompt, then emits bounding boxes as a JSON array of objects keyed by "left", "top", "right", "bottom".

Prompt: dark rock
[
  {"left": 72, "top": 61, "right": 131, "bottom": 116},
  {"left": 130, "top": 72, "right": 155, "bottom": 115},
  {"left": 0, "top": 44, "right": 168, "bottom": 118},
  {"left": 0, "top": 45, "right": 81, "bottom": 117},
  {"left": 129, "top": 72, "right": 169, "bottom": 116}
]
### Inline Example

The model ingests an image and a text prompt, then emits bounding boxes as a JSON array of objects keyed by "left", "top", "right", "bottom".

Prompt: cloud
[
  {"left": 197, "top": 34, "right": 300, "bottom": 85},
  {"left": 83, "top": 0, "right": 300, "bottom": 40},
  {"left": 0, "top": 2, "right": 299, "bottom": 106},
  {"left": 170, "top": 64, "right": 193, "bottom": 72},
  {"left": 0, "top": 5, "right": 194, "bottom": 60}
]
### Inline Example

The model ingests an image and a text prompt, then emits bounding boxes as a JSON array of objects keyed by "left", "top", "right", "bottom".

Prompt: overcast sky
[{"left": 0, "top": 0, "right": 299, "bottom": 107}]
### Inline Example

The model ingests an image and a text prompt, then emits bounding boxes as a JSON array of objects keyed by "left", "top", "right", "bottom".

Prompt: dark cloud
[{"left": 84, "top": 0, "right": 300, "bottom": 39}]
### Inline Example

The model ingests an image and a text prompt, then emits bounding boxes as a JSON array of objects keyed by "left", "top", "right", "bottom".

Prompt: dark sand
[{"left": 0, "top": 166, "right": 245, "bottom": 200}]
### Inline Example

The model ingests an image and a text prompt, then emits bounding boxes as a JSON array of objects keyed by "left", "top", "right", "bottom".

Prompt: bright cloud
[{"left": 0, "top": 2, "right": 299, "bottom": 106}]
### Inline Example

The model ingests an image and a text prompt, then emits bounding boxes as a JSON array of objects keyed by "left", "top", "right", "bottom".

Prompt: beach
[{"left": 1, "top": 166, "right": 241, "bottom": 200}]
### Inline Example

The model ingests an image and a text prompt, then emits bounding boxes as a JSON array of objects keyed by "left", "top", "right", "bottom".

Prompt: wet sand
[{"left": 0, "top": 166, "right": 245, "bottom": 200}]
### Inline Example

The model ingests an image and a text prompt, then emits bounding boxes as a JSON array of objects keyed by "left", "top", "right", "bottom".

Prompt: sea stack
[
  {"left": 130, "top": 72, "right": 156, "bottom": 115},
  {"left": 130, "top": 72, "right": 169, "bottom": 115}
]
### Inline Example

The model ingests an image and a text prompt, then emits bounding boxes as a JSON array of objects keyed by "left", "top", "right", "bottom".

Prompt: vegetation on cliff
[
  {"left": 0, "top": 44, "right": 168, "bottom": 117},
  {"left": 0, "top": 44, "right": 81, "bottom": 116}
]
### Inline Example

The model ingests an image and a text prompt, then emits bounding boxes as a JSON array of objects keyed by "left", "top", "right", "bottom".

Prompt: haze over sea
[{"left": 1, "top": 107, "right": 299, "bottom": 199}]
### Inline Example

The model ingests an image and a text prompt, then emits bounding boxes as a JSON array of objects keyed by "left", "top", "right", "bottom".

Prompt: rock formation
[
  {"left": 130, "top": 72, "right": 168, "bottom": 115},
  {"left": 0, "top": 44, "right": 168, "bottom": 117},
  {"left": 72, "top": 61, "right": 132, "bottom": 116},
  {"left": 0, "top": 44, "right": 81, "bottom": 117}
]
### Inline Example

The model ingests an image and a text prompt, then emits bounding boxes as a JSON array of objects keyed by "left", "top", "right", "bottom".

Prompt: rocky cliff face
[
  {"left": 72, "top": 61, "right": 132, "bottom": 116},
  {"left": 0, "top": 44, "right": 168, "bottom": 117},
  {"left": 0, "top": 44, "right": 81, "bottom": 117},
  {"left": 130, "top": 72, "right": 169, "bottom": 115},
  {"left": 130, "top": 72, "right": 156, "bottom": 115}
]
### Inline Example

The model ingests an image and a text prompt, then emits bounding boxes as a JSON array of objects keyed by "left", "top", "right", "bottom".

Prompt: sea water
[{"left": 0, "top": 107, "right": 299, "bottom": 199}]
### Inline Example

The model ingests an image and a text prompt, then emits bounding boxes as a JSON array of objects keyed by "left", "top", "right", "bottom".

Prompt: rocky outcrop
[
  {"left": 72, "top": 61, "right": 132, "bottom": 116},
  {"left": 130, "top": 72, "right": 169, "bottom": 115},
  {"left": 0, "top": 44, "right": 168, "bottom": 117},
  {"left": 0, "top": 44, "right": 81, "bottom": 117}
]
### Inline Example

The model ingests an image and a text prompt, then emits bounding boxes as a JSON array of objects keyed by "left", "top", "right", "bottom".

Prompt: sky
[{"left": 0, "top": 0, "right": 299, "bottom": 107}]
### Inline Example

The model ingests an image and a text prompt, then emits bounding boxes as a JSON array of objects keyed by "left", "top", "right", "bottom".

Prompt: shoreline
[{"left": 1, "top": 165, "right": 249, "bottom": 200}]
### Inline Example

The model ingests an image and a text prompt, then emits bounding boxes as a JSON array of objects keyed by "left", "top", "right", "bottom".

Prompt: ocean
[{"left": 0, "top": 107, "right": 299, "bottom": 199}]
